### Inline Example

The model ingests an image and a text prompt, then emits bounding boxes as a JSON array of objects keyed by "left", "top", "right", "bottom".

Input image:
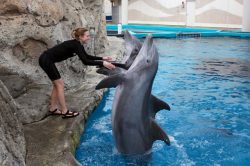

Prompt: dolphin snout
[
  {"left": 164, "top": 137, "right": 171, "bottom": 146},
  {"left": 165, "top": 103, "right": 171, "bottom": 111}
]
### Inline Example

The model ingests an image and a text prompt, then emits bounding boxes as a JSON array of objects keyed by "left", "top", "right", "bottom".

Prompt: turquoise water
[{"left": 76, "top": 37, "right": 250, "bottom": 166}]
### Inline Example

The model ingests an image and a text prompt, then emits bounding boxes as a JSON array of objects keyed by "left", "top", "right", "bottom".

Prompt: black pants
[{"left": 39, "top": 53, "right": 61, "bottom": 81}]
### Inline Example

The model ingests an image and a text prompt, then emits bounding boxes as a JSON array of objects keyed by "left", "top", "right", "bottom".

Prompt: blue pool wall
[{"left": 106, "top": 24, "right": 250, "bottom": 38}]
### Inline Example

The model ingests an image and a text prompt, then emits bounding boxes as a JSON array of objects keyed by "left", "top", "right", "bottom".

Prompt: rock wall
[
  {"left": 0, "top": 0, "right": 107, "bottom": 124},
  {"left": 0, "top": 80, "right": 26, "bottom": 166},
  {"left": 0, "top": 0, "right": 109, "bottom": 165}
]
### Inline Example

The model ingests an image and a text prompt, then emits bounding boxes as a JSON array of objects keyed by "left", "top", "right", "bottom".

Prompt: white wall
[
  {"left": 186, "top": 0, "right": 195, "bottom": 26},
  {"left": 128, "top": 0, "right": 186, "bottom": 25},
  {"left": 242, "top": 0, "right": 250, "bottom": 32},
  {"left": 104, "top": 0, "right": 112, "bottom": 16},
  {"left": 128, "top": 0, "right": 243, "bottom": 29},
  {"left": 194, "top": 0, "right": 243, "bottom": 28},
  {"left": 112, "top": 5, "right": 121, "bottom": 24}
]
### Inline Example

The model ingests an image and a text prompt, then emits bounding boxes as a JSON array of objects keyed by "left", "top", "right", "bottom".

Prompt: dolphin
[
  {"left": 98, "top": 30, "right": 170, "bottom": 116},
  {"left": 97, "top": 30, "right": 142, "bottom": 76},
  {"left": 96, "top": 35, "right": 170, "bottom": 155}
]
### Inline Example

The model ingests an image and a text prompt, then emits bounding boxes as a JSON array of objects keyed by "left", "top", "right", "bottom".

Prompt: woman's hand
[
  {"left": 102, "top": 56, "right": 112, "bottom": 61},
  {"left": 103, "top": 61, "right": 116, "bottom": 70}
]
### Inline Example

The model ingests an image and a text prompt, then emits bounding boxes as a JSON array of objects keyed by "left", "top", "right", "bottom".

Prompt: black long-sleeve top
[{"left": 44, "top": 39, "right": 103, "bottom": 66}]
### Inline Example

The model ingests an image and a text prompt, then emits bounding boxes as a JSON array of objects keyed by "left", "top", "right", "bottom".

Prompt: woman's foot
[
  {"left": 62, "top": 110, "right": 79, "bottom": 119},
  {"left": 49, "top": 108, "right": 62, "bottom": 115}
]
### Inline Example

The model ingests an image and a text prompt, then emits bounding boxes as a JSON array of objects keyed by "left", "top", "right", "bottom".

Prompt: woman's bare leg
[
  {"left": 53, "top": 79, "right": 68, "bottom": 114},
  {"left": 49, "top": 84, "right": 58, "bottom": 111}
]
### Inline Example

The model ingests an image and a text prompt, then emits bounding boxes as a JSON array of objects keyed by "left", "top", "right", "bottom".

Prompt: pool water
[{"left": 76, "top": 37, "right": 250, "bottom": 166}]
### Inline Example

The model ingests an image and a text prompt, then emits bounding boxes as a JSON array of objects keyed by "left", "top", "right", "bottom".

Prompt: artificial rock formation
[
  {"left": 0, "top": 0, "right": 111, "bottom": 165},
  {"left": 0, "top": 0, "right": 107, "bottom": 123},
  {"left": 0, "top": 80, "right": 26, "bottom": 166}
]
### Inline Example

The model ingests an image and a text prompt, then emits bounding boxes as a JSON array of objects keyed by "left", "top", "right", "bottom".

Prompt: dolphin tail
[
  {"left": 151, "top": 95, "right": 171, "bottom": 116},
  {"left": 150, "top": 118, "right": 170, "bottom": 146},
  {"left": 95, "top": 73, "right": 126, "bottom": 90}
]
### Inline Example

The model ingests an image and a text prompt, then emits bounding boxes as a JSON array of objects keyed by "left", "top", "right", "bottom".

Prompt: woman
[{"left": 39, "top": 28, "right": 116, "bottom": 118}]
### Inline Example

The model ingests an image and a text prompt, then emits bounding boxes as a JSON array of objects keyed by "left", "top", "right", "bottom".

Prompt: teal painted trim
[
  {"left": 200, "top": 32, "right": 220, "bottom": 37},
  {"left": 218, "top": 32, "right": 250, "bottom": 38},
  {"left": 106, "top": 24, "right": 250, "bottom": 38},
  {"left": 107, "top": 24, "right": 217, "bottom": 32}
]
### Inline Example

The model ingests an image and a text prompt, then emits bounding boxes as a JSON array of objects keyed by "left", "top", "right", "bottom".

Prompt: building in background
[
  {"left": 105, "top": 0, "right": 128, "bottom": 25},
  {"left": 104, "top": 0, "right": 250, "bottom": 32},
  {"left": 104, "top": 0, "right": 112, "bottom": 23}
]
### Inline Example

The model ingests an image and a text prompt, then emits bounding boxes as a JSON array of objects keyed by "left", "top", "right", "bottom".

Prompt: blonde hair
[{"left": 71, "top": 28, "right": 88, "bottom": 40}]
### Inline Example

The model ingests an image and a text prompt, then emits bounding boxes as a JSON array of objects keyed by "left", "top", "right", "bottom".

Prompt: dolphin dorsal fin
[
  {"left": 151, "top": 95, "right": 171, "bottom": 116},
  {"left": 95, "top": 73, "right": 126, "bottom": 90},
  {"left": 150, "top": 118, "right": 170, "bottom": 145}
]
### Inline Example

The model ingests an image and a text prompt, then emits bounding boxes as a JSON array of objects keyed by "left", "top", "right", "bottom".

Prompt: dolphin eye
[{"left": 146, "top": 59, "right": 150, "bottom": 63}]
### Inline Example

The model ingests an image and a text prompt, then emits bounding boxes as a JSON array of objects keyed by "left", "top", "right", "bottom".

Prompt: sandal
[
  {"left": 62, "top": 110, "right": 79, "bottom": 119},
  {"left": 49, "top": 108, "right": 62, "bottom": 115}
]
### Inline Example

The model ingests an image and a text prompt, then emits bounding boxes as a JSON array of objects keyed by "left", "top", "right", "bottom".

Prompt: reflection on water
[
  {"left": 76, "top": 37, "right": 250, "bottom": 166},
  {"left": 194, "top": 58, "right": 250, "bottom": 78}
]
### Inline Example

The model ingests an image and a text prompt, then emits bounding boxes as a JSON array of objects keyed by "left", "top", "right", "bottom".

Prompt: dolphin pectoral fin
[
  {"left": 151, "top": 95, "right": 171, "bottom": 112},
  {"left": 96, "top": 67, "right": 124, "bottom": 76},
  {"left": 95, "top": 73, "right": 126, "bottom": 90},
  {"left": 150, "top": 118, "right": 170, "bottom": 146},
  {"left": 96, "top": 67, "right": 110, "bottom": 75}
]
